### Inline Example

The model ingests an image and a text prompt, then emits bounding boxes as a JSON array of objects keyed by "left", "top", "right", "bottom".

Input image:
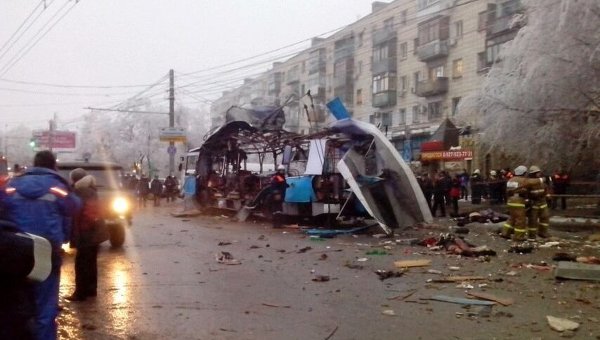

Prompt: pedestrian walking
[
  {"left": 136, "top": 174, "right": 150, "bottom": 208},
  {"left": 66, "top": 169, "right": 103, "bottom": 302},
  {"left": 150, "top": 175, "right": 163, "bottom": 207},
  {"left": 164, "top": 175, "right": 178, "bottom": 202},
  {"left": 0, "top": 150, "right": 81, "bottom": 340}
]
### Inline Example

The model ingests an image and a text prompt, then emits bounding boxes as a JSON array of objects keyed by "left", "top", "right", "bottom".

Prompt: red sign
[
  {"left": 32, "top": 130, "right": 76, "bottom": 150},
  {"left": 420, "top": 150, "right": 473, "bottom": 161}
]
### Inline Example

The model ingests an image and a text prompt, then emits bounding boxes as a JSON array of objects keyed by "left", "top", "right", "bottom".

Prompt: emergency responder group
[{"left": 501, "top": 165, "right": 551, "bottom": 241}]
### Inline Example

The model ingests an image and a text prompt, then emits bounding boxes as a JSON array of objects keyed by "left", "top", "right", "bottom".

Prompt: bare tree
[{"left": 459, "top": 0, "right": 600, "bottom": 175}]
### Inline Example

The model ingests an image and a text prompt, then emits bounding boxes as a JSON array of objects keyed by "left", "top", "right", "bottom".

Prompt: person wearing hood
[
  {"left": 0, "top": 150, "right": 81, "bottom": 340},
  {"left": 66, "top": 169, "right": 103, "bottom": 302}
]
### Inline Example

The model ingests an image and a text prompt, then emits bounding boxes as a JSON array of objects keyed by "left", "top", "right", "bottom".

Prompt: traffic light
[{"left": 29, "top": 139, "right": 36, "bottom": 149}]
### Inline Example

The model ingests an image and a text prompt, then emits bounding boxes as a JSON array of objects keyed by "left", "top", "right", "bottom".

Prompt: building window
[
  {"left": 417, "top": 17, "right": 449, "bottom": 46},
  {"left": 382, "top": 112, "right": 392, "bottom": 127},
  {"left": 417, "top": 0, "right": 440, "bottom": 11},
  {"left": 399, "top": 108, "right": 406, "bottom": 125},
  {"left": 384, "top": 17, "right": 394, "bottom": 30},
  {"left": 428, "top": 101, "right": 442, "bottom": 119},
  {"left": 452, "top": 97, "right": 461, "bottom": 116},
  {"left": 369, "top": 114, "right": 375, "bottom": 124},
  {"left": 400, "top": 42, "right": 407, "bottom": 60},
  {"left": 413, "top": 71, "right": 421, "bottom": 90},
  {"left": 454, "top": 20, "right": 463, "bottom": 38},
  {"left": 400, "top": 76, "right": 407, "bottom": 93},
  {"left": 356, "top": 89, "right": 363, "bottom": 105},
  {"left": 477, "top": 52, "right": 487, "bottom": 71},
  {"left": 452, "top": 59, "right": 463, "bottom": 78},
  {"left": 486, "top": 43, "right": 502, "bottom": 64},
  {"left": 373, "top": 44, "right": 389, "bottom": 62},
  {"left": 412, "top": 105, "right": 420, "bottom": 123},
  {"left": 372, "top": 73, "right": 397, "bottom": 93},
  {"left": 478, "top": 11, "right": 487, "bottom": 31},
  {"left": 501, "top": 0, "right": 520, "bottom": 16},
  {"left": 429, "top": 65, "right": 445, "bottom": 79},
  {"left": 413, "top": 38, "right": 419, "bottom": 54},
  {"left": 401, "top": 10, "right": 408, "bottom": 25}
]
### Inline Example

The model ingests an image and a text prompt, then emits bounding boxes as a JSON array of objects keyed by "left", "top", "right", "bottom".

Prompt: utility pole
[
  {"left": 49, "top": 112, "right": 57, "bottom": 152},
  {"left": 169, "top": 69, "right": 175, "bottom": 175}
]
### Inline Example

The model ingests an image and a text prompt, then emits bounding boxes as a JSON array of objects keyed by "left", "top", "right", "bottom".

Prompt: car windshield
[{"left": 57, "top": 167, "right": 124, "bottom": 189}]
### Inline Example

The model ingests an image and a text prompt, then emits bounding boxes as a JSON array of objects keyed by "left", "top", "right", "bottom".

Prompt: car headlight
[{"left": 112, "top": 197, "right": 130, "bottom": 215}]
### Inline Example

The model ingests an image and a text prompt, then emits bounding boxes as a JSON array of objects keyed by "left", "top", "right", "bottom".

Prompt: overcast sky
[{"left": 0, "top": 0, "right": 382, "bottom": 131}]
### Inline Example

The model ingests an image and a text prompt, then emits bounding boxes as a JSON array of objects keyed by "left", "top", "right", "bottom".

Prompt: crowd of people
[
  {"left": 0, "top": 151, "right": 184, "bottom": 340},
  {"left": 1, "top": 151, "right": 83, "bottom": 339},
  {"left": 122, "top": 173, "right": 180, "bottom": 208},
  {"left": 417, "top": 167, "right": 571, "bottom": 219}
]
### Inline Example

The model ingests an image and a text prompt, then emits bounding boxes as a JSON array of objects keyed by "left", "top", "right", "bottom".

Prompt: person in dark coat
[
  {"left": 431, "top": 173, "right": 447, "bottom": 217},
  {"left": 470, "top": 169, "right": 484, "bottom": 204},
  {"left": 163, "top": 175, "right": 178, "bottom": 202},
  {"left": 136, "top": 174, "right": 150, "bottom": 208},
  {"left": 450, "top": 175, "right": 461, "bottom": 216},
  {"left": 0, "top": 150, "right": 81, "bottom": 340},
  {"left": 418, "top": 173, "right": 433, "bottom": 211},
  {"left": 66, "top": 169, "right": 103, "bottom": 302},
  {"left": 551, "top": 168, "right": 570, "bottom": 210},
  {"left": 150, "top": 175, "right": 163, "bottom": 207}
]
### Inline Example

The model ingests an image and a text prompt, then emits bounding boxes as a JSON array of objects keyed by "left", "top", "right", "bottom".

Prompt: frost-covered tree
[
  {"left": 1, "top": 125, "right": 34, "bottom": 167},
  {"left": 458, "top": 0, "right": 600, "bottom": 175},
  {"left": 77, "top": 102, "right": 209, "bottom": 177}
]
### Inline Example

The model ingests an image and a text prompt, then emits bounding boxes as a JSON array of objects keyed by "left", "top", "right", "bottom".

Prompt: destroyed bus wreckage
[{"left": 186, "top": 103, "right": 432, "bottom": 234}]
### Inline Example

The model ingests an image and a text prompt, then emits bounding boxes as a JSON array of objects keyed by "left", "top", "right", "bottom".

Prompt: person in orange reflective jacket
[
  {"left": 502, "top": 165, "right": 530, "bottom": 241},
  {"left": 528, "top": 165, "right": 550, "bottom": 238}
]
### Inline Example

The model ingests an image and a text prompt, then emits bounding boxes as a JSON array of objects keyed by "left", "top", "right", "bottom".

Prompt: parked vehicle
[{"left": 56, "top": 161, "right": 132, "bottom": 247}]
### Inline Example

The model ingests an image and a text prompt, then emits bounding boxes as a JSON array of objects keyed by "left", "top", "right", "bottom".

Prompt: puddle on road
[{"left": 58, "top": 256, "right": 135, "bottom": 339}]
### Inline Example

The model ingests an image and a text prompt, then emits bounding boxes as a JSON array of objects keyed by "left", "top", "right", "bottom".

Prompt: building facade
[{"left": 210, "top": 0, "right": 522, "bottom": 173}]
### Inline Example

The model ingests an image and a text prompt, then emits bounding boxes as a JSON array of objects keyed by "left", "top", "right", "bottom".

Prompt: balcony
[
  {"left": 308, "top": 60, "right": 326, "bottom": 75},
  {"left": 486, "top": 15, "right": 518, "bottom": 37},
  {"left": 334, "top": 45, "right": 354, "bottom": 61},
  {"left": 371, "top": 57, "right": 397, "bottom": 75},
  {"left": 415, "top": 77, "right": 448, "bottom": 97},
  {"left": 417, "top": 39, "right": 448, "bottom": 62},
  {"left": 372, "top": 90, "right": 397, "bottom": 108},
  {"left": 372, "top": 28, "right": 396, "bottom": 45}
]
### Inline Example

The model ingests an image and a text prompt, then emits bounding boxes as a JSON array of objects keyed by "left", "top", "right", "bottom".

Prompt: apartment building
[{"left": 210, "top": 0, "right": 522, "bottom": 171}]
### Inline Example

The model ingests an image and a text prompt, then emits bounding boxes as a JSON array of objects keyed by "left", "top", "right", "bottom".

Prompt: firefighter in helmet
[
  {"left": 527, "top": 165, "right": 550, "bottom": 238},
  {"left": 501, "top": 165, "right": 530, "bottom": 241}
]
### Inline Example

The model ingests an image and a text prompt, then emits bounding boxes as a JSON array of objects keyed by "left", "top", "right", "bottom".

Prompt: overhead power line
[
  {"left": 0, "top": 77, "right": 167, "bottom": 89},
  {"left": 0, "top": 0, "right": 78, "bottom": 77},
  {"left": 0, "top": 0, "right": 46, "bottom": 56}
]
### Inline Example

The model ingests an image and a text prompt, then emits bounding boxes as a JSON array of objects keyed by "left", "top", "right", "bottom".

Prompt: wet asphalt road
[{"left": 56, "top": 201, "right": 600, "bottom": 339}]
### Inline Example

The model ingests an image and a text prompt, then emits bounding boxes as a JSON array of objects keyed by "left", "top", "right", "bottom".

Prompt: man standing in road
[
  {"left": 150, "top": 175, "right": 163, "bottom": 207},
  {"left": 270, "top": 165, "right": 288, "bottom": 227},
  {"left": 551, "top": 168, "right": 570, "bottom": 210},
  {"left": 0, "top": 150, "right": 81, "bottom": 340}
]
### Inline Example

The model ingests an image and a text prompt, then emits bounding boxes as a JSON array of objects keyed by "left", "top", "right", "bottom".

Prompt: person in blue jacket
[{"left": 0, "top": 150, "right": 81, "bottom": 340}]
